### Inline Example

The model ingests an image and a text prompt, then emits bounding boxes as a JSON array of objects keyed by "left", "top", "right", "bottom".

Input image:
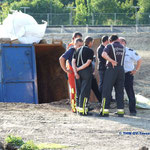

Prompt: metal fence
[
  {"left": 29, "top": 13, "right": 150, "bottom": 26},
  {"left": 1, "top": 12, "right": 150, "bottom": 26}
]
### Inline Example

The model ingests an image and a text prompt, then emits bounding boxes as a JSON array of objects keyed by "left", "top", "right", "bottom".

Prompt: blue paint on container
[{"left": 0, "top": 44, "right": 38, "bottom": 104}]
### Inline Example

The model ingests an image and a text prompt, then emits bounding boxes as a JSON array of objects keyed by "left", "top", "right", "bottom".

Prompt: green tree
[
  {"left": 86, "top": 0, "right": 92, "bottom": 15},
  {"left": 74, "top": 0, "right": 88, "bottom": 25},
  {"left": 3, "top": 0, "right": 21, "bottom": 4},
  {"left": 9, "top": 0, "right": 31, "bottom": 11},
  {"left": 90, "top": 0, "right": 122, "bottom": 25},
  {"left": 91, "top": 0, "right": 120, "bottom": 13},
  {"left": 120, "top": 0, "right": 137, "bottom": 25},
  {"left": 1, "top": 0, "right": 67, "bottom": 25},
  {"left": 117, "top": 0, "right": 138, "bottom": 5},
  {"left": 59, "top": 0, "right": 75, "bottom": 6},
  {"left": 8, "top": 0, "right": 64, "bottom": 13},
  {"left": 138, "top": 0, "right": 150, "bottom": 13},
  {"left": 1, "top": 0, "right": 148, "bottom": 26},
  {"left": 138, "top": 0, "right": 150, "bottom": 24}
]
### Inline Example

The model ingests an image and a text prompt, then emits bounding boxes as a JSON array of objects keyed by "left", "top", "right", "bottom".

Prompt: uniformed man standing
[
  {"left": 67, "top": 32, "right": 83, "bottom": 49},
  {"left": 119, "top": 37, "right": 142, "bottom": 116},
  {"left": 100, "top": 35, "right": 125, "bottom": 117},
  {"left": 59, "top": 38, "right": 83, "bottom": 112},
  {"left": 97, "top": 35, "right": 109, "bottom": 102},
  {"left": 72, "top": 36, "right": 94, "bottom": 116},
  {"left": 66, "top": 32, "right": 82, "bottom": 112}
]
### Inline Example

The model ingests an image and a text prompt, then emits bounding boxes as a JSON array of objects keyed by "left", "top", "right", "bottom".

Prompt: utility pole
[
  {"left": 114, "top": 13, "right": 116, "bottom": 25},
  {"left": 20, "top": 7, "right": 30, "bottom": 13},
  {"left": 92, "top": 13, "right": 94, "bottom": 26},
  {"left": 50, "top": 1, "right": 52, "bottom": 25},
  {"left": 131, "top": 6, "right": 140, "bottom": 32},
  {"left": 67, "top": 6, "right": 76, "bottom": 26}
]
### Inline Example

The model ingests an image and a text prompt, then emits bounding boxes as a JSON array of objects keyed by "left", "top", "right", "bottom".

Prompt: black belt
[{"left": 126, "top": 71, "right": 131, "bottom": 73}]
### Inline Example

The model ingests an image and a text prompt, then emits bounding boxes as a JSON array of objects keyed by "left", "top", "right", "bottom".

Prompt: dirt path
[{"left": 0, "top": 101, "right": 150, "bottom": 150}]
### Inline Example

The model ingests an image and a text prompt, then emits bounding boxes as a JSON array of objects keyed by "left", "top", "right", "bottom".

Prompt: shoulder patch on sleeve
[{"left": 129, "top": 48, "right": 133, "bottom": 51}]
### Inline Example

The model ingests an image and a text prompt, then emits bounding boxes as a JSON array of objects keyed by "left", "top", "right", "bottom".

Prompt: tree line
[{"left": 1, "top": 0, "right": 150, "bottom": 25}]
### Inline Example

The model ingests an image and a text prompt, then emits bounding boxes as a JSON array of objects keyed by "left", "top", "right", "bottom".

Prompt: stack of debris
[{"left": 0, "top": 38, "right": 20, "bottom": 44}]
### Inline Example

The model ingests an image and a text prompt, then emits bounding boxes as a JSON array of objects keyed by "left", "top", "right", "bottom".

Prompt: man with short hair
[
  {"left": 67, "top": 32, "right": 82, "bottom": 50},
  {"left": 65, "top": 32, "right": 82, "bottom": 112},
  {"left": 72, "top": 36, "right": 94, "bottom": 116},
  {"left": 97, "top": 35, "right": 109, "bottom": 102},
  {"left": 59, "top": 38, "right": 83, "bottom": 112},
  {"left": 119, "top": 37, "right": 142, "bottom": 116},
  {"left": 100, "top": 35, "right": 125, "bottom": 117}
]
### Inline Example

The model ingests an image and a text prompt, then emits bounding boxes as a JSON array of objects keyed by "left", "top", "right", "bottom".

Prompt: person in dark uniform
[
  {"left": 97, "top": 35, "right": 109, "bottom": 102},
  {"left": 100, "top": 35, "right": 125, "bottom": 117},
  {"left": 72, "top": 36, "right": 94, "bottom": 116},
  {"left": 91, "top": 56, "right": 101, "bottom": 103},
  {"left": 59, "top": 38, "right": 83, "bottom": 112},
  {"left": 119, "top": 37, "right": 142, "bottom": 116}
]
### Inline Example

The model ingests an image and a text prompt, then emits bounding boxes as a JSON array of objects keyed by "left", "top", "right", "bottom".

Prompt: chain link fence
[
  {"left": 1, "top": 12, "right": 150, "bottom": 26},
  {"left": 28, "top": 13, "right": 150, "bottom": 26}
]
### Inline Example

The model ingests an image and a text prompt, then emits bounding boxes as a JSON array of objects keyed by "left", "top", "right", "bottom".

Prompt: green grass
[
  {"left": 5, "top": 135, "right": 70, "bottom": 149},
  {"left": 19, "top": 141, "right": 39, "bottom": 150},
  {"left": 37, "top": 143, "right": 69, "bottom": 149},
  {"left": 5, "top": 135, "right": 24, "bottom": 147}
]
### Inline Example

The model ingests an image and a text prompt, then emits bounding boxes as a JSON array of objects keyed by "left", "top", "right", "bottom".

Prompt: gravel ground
[
  {"left": 0, "top": 51, "right": 150, "bottom": 150},
  {"left": 0, "top": 101, "right": 150, "bottom": 150}
]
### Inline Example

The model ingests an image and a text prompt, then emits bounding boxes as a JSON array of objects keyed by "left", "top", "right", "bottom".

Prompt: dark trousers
[
  {"left": 91, "top": 74, "right": 101, "bottom": 103},
  {"left": 75, "top": 67, "right": 92, "bottom": 108},
  {"left": 99, "top": 70, "right": 105, "bottom": 102},
  {"left": 102, "top": 66, "right": 125, "bottom": 109},
  {"left": 125, "top": 72, "right": 136, "bottom": 113}
]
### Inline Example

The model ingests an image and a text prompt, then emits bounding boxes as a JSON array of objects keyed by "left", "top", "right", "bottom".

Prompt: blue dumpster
[
  {"left": 0, "top": 43, "right": 69, "bottom": 104},
  {"left": 0, "top": 44, "right": 38, "bottom": 104}
]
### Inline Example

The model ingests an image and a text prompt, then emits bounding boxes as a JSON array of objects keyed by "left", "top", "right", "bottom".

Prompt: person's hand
[
  {"left": 75, "top": 73, "right": 80, "bottom": 79},
  {"left": 130, "top": 69, "right": 137, "bottom": 75},
  {"left": 66, "top": 69, "right": 72, "bottom": 74},
  {"left": 111, "top": 60, "right": 117, "bottom": 68},
  {"left": 76, "top": 67, "right": 79, "bottom": 72}
]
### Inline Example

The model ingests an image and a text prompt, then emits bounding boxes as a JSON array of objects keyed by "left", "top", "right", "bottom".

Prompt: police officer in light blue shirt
[{"left": 119, "top": 37, "right": 142, "bottom": 116}]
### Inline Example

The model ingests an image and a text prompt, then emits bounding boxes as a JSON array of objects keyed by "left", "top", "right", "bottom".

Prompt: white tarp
[
  {"left": 0, "top": 11, "right": 47, "bottom": 44},
  {"left": 135, "top": 94, "right": 150, "bottom": 109}
]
